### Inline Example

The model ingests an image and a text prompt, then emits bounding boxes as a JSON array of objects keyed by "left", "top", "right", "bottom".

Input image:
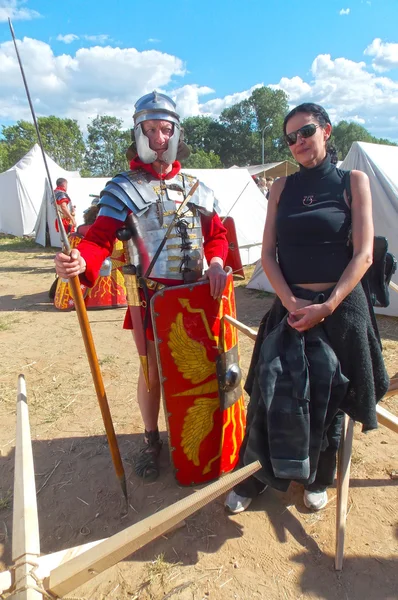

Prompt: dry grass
[
  {"left": 233, "top": 263, "right": 256, "bottom": 288},
  {"left": 0, "top": 315, "right": 21, "bottom": 331},
  {"left": 0, "top": 491, "right": 12, "bottom": 511}
]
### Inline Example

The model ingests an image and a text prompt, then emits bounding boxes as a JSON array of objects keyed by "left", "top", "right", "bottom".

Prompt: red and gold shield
[
  {"left": 151, "top": 271, "right": 246, "bottom": 485},
  {"left": 54, "top": 234, "right": 127, "bottom": 310},
  {"left": 222, "top": 217, "right": 245, "bottom": 280},
  {"left": 54, "top": 234, "right": 88, "bottom": 310}
]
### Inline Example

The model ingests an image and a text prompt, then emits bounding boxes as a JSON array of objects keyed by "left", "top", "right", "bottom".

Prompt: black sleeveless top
[{"left": 276, "top": 155, "right": 352, "bottom": 284}]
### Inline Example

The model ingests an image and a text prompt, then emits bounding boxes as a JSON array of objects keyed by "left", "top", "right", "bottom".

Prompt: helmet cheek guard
[
  {"left": 134, "top": 124, "right": 158, "bottom": 164},
  {"left": 161, "top": 122, "right": 180, "bottom": 163}
]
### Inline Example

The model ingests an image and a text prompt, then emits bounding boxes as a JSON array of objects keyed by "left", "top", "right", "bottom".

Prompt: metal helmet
[{"left": 133, "top": 91, "right": 181, "bottom": 164}]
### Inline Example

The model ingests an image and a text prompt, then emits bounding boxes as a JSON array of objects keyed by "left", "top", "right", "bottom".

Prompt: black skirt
[{"left": 239, "top": 282, "right": 390, "bottom": 491}]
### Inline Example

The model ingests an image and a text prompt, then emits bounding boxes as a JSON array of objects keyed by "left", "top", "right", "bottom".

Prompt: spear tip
[{"left": 139, "top": 355, "right": 150, "bottom": 392}]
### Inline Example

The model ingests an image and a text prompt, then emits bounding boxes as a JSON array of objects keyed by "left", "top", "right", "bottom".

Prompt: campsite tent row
[
  {"left": 1, "top": 142, "right": 396, "bottom": 314},
  {"left": 0, "top": 144, "right": 267, "bottom": 265}
]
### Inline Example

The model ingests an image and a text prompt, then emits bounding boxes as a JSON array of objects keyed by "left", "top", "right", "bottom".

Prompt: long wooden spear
[{"left": 9, "top": 18, "right": 127, "bottom": 502}]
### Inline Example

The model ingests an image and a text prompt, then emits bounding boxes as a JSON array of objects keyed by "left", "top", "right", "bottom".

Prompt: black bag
[{"left": 344, "top": 171, "right": 397, "bottom": 308}]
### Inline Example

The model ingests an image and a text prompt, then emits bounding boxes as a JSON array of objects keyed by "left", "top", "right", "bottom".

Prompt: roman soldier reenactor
[{"left": 55, "top": 92, "right": 246, "bottom": 484}]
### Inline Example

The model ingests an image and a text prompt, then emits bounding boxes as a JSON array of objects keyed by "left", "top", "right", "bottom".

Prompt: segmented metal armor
[{"left": 98, "top": 169, "right": 220, "bottom": 282}]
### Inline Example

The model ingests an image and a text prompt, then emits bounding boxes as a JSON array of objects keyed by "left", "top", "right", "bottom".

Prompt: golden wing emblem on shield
[
  {"left": 168, "top": 312, "right": 216, "bottom": 384},
  {"left": 181, "top": 397, "right": 219, "bottom": 466},
  {"left": 168, "top": 312, "right": 219, "bottom": 465}
]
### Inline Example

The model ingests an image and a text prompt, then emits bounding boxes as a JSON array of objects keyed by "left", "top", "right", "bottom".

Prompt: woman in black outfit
[{"left": 225, "top": 103, "right": 389, "bottom": 513}]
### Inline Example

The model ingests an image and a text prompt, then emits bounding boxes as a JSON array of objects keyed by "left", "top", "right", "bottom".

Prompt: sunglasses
[{"left": 285, "top": 123, "right": 319, "bottom": 146}]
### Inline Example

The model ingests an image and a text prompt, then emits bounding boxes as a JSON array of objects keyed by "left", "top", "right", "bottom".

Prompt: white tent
[
  {"left": 35, "top": 176, "right": 109, "bottom": 247},
  {"left": 0, "top": 144, "right": 80, "bottom": 243},
  {"left": 0, "top": 149, "right": 268, "bottom": 257},
  {"left": 341, "top": 142, "right": 398, "bottom": 317},
  {"left": 184, "top": 168, "right": 267, "bottom": 265},
  {"left": 247, "top": 142, "right": 398, "bottom": 317}
]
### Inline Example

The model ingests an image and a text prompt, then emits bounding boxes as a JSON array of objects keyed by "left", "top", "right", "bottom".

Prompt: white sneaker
[
  {"left": 224, "top": 490, "right": 253, "bottom": 514},
  {"left": 303, "top": 489, "right": 328, "bottom": 511}
]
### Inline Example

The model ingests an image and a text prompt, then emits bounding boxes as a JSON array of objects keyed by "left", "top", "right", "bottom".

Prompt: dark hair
[
  {"left": 283, "top": 103, "right": 331, "bottom": 136},
  {"left": 283, "top": 103, "right": 334, "bottom": 158},
  {"left": 56, "top": 177, "right": 67, "bottom": 187},
  {"left": 83, "top": 205, "right": 100, "bottom": 225}
]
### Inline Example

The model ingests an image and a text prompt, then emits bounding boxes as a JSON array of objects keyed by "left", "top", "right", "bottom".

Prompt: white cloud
[
  {"left": 272, "top": 52, "right": 398, "bottom": 139},
  {"left": 1, "top": 35, "right": 398, "bottom": 141},
  {"left": 171, "top": 85, "right": 214, "bottom": 118},
  {"left": 339, "top": 8, "right": 350, "bottom": 15},
  {"left": 200, "top": 84, "right": 263, "bottom": 117},
  {"left": 57, "top": 33, "right": 111, "bottom": 45},
  {"left": 0, "top": 0, "right": 40, "bottom": 22},
  {"left": 364, "top": 38, "right": 398, "bottom": 72},
  {"left": 57, "top": 34, "right": 79, "bottom": 44},
  {"left": 82, "top": 34, "right": 110, "bottom": 44},
  {"left": 0, "top": 37, "right": 186, "bottom": 128},
  {"left": 147, "top": 38, "right": 160, "bottom": 43}
]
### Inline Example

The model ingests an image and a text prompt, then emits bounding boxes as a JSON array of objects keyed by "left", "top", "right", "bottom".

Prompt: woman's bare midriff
[{"left": 295, "top": 282, "right": 337, "bottom": 291}]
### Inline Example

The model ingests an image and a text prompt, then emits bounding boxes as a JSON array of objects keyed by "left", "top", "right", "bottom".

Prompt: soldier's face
[{"left": 142, "top": 120, "right": 174, "bottom": 159}]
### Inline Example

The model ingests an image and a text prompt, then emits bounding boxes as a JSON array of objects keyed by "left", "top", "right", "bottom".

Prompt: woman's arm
[
  {"left": 324, "top": 170, "right": 374, "bottom": 311},
  {"left": 290, "top": 170, "right": 374, "bottom": 331},
  {"left": 262, "top": 177, "right": 311, "bottom": 314}
]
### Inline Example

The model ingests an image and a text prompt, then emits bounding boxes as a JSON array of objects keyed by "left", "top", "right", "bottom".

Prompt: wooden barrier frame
[
  {"left": 2, "top": 284, "right": 397, "bottom": 594},
  {"left": 0, "top": 376, "right": 260, "bottom": 599}
]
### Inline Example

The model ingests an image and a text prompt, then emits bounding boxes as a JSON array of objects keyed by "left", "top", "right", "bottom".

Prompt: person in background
[
  {"left": 54, "top": 178, "right": 76, "bottom": 234},
  {"left": 225, "top": 102, "right": 389, "bottom": 514},
  {"left": 265, "top": 177, "right": 274, "bottom": 199},
  {"left": 257, "top": 177, "right": 268, "bottom": 196}
]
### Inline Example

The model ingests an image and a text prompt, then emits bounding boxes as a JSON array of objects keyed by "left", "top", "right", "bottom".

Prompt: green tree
[
  {"left": 38, "top": 116, "right": 85, "bottom": 171},
  {"left": 85, "top": 115, "right": 130, "bottom": 177},
  {"left": 331, "top": 121, "right": 397, "bottom": 160},
  {"left": 182, "top": 88, "right": 291, "bottom": 168},
  {"left": 249, "top": 87, "right": 291, "bottom": 163},
  {"left": 217, "top": 101, "right": 259, "bottom": 167},
  {"left": 0, "top": 141, "right": 9, "bottom": 172},
  {"left": 1, "top": 121, "right": 36, "bottom": 167},
  {"left": 182, "top": 116, "right": 224, "bottom": 156},
  {"left": 332, "top": 121, "right": 374, "bottom": 159},
  {"left": 1, "top": 117, "right": 85, "bottom": 171},
  {"left": 181, "top": 149, "right": 222, "bottom": 169}
]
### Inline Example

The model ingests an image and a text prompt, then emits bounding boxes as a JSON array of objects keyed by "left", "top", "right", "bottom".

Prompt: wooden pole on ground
[
  {"left": 46, "top": 461, "right": 261, "bottom": 598},
  {"left": 12, "top": 375, "right": 43, "bottom": 599},
  {"left": 335, "top": 414, "right": 355, "bottom": 571},
  {"left": 389, "top": 281, "right": 398, "bottom": 295},
  {"left": 224, "top": 314, "right": 258, "bottom": 341},
  {"left": 376, "top": 404, "right": 398, "bottom": 434}
]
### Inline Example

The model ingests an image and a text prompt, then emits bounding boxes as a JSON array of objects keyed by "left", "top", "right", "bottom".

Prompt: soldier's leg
[{"left": 133, "top": 338, "right": 163, "bottom": 480}]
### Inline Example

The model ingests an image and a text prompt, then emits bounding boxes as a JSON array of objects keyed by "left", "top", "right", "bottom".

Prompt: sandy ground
[{"left": 0, "top": 238, "right": 397, "bottom": 600}]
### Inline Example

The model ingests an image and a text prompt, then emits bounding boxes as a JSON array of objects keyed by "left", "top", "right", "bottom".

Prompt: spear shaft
[{"left": 9, "top": 18, "right": 127, "bottom": 501}]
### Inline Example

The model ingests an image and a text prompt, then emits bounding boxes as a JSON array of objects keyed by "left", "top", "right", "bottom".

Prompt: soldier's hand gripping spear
[{"left": 8, "top": 18, "right": 128, "bottom": 502}]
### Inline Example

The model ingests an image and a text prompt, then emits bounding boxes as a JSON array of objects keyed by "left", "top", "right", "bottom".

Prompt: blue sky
[{"left": 1, "top": 0, "right": 398, "bottom": 140}]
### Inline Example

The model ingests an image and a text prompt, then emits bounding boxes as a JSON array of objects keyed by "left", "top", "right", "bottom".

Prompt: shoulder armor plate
[{"left": 98, "top": 171, "right": 159, "bottom": 221}]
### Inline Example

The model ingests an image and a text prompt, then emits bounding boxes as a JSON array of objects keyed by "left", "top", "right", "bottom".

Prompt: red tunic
[
  {"left": 54, "top": 186, "right": 76, "bottom": 234},
  {"left": 77, "top": 159, "right": 228, "bottom": 339}
]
